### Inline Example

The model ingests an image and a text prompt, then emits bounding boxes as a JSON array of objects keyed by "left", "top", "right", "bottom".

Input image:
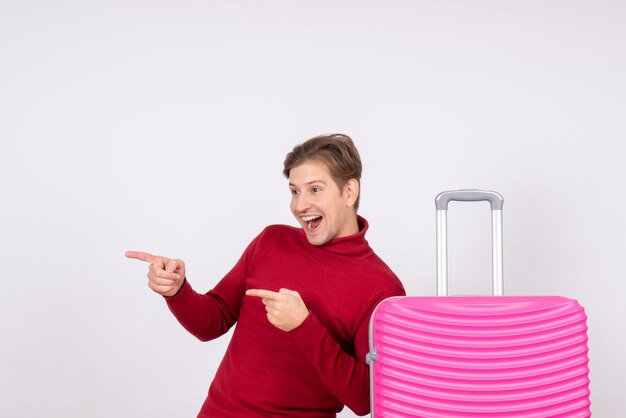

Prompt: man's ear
[{"left": 343, "top": 179, "right": 360, "bottom": 208}]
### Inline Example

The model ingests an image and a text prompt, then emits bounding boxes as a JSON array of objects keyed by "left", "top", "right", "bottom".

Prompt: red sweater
[{"left": 166, "top": 216, "right": 405, "bottom": 417}]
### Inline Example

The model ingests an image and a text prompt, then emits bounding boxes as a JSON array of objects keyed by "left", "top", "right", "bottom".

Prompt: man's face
[{"left": 289, "top": 160, "right": 358, "bottom": 246}]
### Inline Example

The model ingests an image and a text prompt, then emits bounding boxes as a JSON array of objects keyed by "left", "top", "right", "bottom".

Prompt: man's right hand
[{"left": 125, "top": 251, "right": 186, "bottom": 297}]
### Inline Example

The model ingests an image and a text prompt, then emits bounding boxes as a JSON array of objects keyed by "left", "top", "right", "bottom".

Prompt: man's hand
[
  {"left": 246, "top": 288, "right": 309, "bottom": 332},
  {"left": 126, "top": 251, "right": 186, "bottom": 297}
]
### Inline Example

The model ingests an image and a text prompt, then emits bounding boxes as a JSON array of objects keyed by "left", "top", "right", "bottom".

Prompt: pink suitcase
[{"left": 367, "top": 190, "right": 590, "bottom": 417}]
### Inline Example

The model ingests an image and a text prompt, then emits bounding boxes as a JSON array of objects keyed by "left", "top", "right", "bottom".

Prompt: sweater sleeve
[
  {"left": 165, "top": 234, "right": 260, "bottom": 342},
  {"left": 290, "top": 288, "right": 405, "bottom": 416}
]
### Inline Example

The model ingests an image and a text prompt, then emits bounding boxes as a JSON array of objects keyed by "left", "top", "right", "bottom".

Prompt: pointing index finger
[
  {"left": 246, "top": 289, "right": 281, "bottom": 300},
  {"left": 125, "top": 251, "right": 158, "bottom": 264}
]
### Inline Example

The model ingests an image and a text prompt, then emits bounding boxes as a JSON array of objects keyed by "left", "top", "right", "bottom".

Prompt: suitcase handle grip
[
  {"left": 435, "top": 189, "right": 503, "bottom": 210},
  {"left": 435, "top": 189, "right": 504, "bottom": 296}
]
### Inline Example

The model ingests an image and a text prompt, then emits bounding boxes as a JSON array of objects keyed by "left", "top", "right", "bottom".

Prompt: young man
[{"left": 126, "top": 134, "right": 405, "bottom": 417}]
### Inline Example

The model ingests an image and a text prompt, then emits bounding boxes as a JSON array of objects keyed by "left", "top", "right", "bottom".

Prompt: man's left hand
[{"left": 246, "top": 288, "right": 309, "bottom": 331}]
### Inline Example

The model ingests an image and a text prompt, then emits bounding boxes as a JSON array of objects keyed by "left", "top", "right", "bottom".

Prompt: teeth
[{"left": 301, "top": 215, "right": 322, "bottom": 229}]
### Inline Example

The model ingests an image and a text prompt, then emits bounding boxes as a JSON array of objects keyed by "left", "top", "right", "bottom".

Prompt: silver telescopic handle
[{"left": 435, "top": 190, "right": 504, "bottom": 296}]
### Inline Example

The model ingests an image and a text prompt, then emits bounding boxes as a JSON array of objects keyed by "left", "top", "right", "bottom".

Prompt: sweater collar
[{"left": 312, "top": 215, "right": 372, "bottom": 256}]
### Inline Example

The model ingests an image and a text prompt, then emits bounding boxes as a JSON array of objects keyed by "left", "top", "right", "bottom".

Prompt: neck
[{"left": 342, "top": 213, "right": 360, "bottom": 237}]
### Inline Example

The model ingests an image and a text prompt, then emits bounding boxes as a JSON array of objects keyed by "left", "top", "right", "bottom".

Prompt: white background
[{"left": 1, "top": 1, "right": 624, "bottom": 417}]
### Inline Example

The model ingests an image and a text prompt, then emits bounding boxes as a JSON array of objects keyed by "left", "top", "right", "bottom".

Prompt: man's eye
[{"left": 312, "top": 187, "right": 321, "bottom": 193}]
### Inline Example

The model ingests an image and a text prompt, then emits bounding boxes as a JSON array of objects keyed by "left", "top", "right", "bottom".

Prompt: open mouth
[{"left": 301, "top": 215, "right": 323, "bottom": 232}]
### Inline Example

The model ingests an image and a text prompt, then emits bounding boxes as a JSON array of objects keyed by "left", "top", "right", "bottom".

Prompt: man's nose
[{"left": 294, "top": 194, "right": 312, "bottom": 212}]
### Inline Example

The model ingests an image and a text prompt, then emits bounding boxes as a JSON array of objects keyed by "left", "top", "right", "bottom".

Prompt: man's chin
[{"left": 304, "top": 233, "right": 328, "bottom": 246}]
